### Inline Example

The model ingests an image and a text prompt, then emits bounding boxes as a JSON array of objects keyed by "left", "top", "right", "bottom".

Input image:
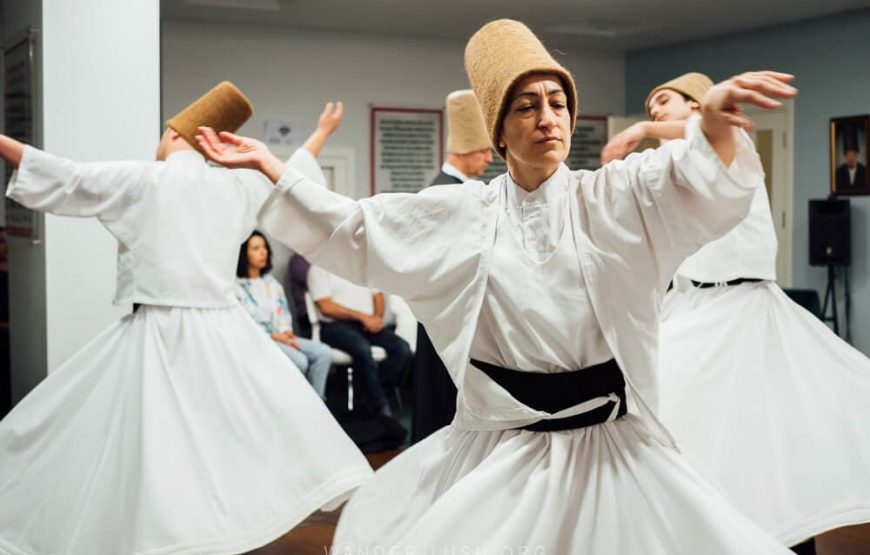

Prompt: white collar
[
  {"left": 505, "top": 163, "right": 569, "bottom": 210},
  {"left": 442, "top": 162, "right": 470, "bottom": 182},
  {"left": 165, "top": 149, "right": 206, "bottom": 164}
]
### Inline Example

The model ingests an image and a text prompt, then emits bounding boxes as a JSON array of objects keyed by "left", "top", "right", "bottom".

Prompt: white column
[{"left": 5, "top": 0, "right": 160, "bottom": 402}]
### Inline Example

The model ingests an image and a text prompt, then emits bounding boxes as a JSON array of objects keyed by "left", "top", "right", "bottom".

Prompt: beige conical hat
[
  {"left": 464, "top": 19, "right": 578, "bottom": 159},
  {"left": 645, "top": 72, "right": 713, "bottom": 116},
  {"left": 446, "top": 89, "right": 490, "bottom": 154},
  {"left": 167, "top": 81, "right": 253, "bottom": 154}
]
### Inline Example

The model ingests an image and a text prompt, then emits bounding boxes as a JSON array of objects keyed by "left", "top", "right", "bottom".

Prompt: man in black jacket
[
  {"left": 835, "top": 136, "right": 866, "bottom": 192},
  {"left": 411, "top": 89, "right": 492, "bottom": 443}
]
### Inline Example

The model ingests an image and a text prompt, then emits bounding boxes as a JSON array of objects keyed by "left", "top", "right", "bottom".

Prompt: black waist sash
[
  {"left": 690, "top": 277, "right": 763, "bottom": 289},
  {"left": 469, "top": 358, "right": 628, "bottom": 432}
]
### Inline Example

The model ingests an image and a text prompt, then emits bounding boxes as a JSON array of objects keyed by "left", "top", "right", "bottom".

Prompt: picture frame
[
  {"left": 370, "top": 106, "right": 443, "bottom": 195},
  {"left": 830, "top": 115, "right": 870, "bottom": 196}
]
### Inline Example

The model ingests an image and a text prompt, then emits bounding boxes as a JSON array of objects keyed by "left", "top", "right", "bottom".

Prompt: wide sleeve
[
  {"left": 229, "top": 148, "right": 327, "bottom": 239},
  {"left": 6, "top": 145, "right": 151, "bottom": 223},
  {"left": 257, "top": 172, "right": 491, "bottom": 303},
  {"left": 285, "top": 148, "right": 328, "bottom": 187},
  {"left": 581, "top": 115, "right": 763, "bottom": 291}
]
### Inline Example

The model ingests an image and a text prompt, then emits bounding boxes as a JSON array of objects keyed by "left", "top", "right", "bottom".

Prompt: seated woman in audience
[{"left": 236, "top": 230, "right": 333, "bottom": 398}]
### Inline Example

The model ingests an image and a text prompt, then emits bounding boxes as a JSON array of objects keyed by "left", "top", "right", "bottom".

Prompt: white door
[
  {"left": 318, "top": 147, "right": 357, "bottom": 198},
  {"left": 746, "top": 101, "right": 794, "bottom": 286}
]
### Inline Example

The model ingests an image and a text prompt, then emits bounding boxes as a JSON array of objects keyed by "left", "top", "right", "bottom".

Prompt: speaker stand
[{"left": 821, "top": 264, "right": 839, "bottom": 336}]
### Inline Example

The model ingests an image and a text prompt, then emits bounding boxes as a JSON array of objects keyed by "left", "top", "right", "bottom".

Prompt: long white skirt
[
  {"left": 0, "top": 305, "right": 372, "bottom": 555},
  {"left": 659, "top": 280, "right": 870, "bottom": 545},
  {"left": 332, "top": 414, "right": 791, "bottom": 553}
]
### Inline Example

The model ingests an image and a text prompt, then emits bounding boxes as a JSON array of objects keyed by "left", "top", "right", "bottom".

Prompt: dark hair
[{"left": 236, "top": 230, "right": 273, "bottom": 278}]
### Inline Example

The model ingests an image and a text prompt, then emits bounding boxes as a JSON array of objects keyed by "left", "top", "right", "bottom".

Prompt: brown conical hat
[
  {"left": 446, "top": 89, "right": 490, "bottom": 155},
  {"left": 645, "top": 72, "right": 713, "bottom": 116},
  {"left": 464, "top": 19, "right": 578, "bottom": 159},
  {"left": 167, "top": 81, "right": 253, "bottom": 153}
]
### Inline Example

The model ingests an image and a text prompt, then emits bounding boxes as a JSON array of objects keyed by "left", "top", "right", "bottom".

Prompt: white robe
[
  {"left": 259, "top": 117, "right": 791, "bottom": 552},
  {"left": 0, "top": 147, "right": 372, "bottom": 555},
  {"left": 659, "top": 167, "right": 870, "bottom": 545}
]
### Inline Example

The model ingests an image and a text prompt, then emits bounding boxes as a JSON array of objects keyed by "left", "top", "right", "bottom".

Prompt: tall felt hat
[
  {"left": 464, "top": 19, "right": 578, "bottom": 159},
  {"left": 446, "top": 89, "right": 490, "bottom": 155},
  {"left": 645, "top": 72, "right": 714, "bottom": 116},
  {"left": 167, "top": 81, "right": 254, "bottom": 153}
]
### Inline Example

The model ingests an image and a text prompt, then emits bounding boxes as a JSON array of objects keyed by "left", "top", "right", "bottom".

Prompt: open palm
[{"left": 195, "top": 126, "right": 270, "bottom": 170}]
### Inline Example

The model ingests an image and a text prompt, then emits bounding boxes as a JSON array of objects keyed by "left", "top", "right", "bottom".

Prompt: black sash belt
[
  {"left": 690, "top": 277, "right": 763, "bottom": 289},
  {"left": 469, "top": 358, "right": 627, "bottom": 432}
]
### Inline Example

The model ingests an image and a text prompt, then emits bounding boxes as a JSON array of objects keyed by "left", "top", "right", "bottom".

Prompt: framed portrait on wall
[{"left": 830, "top": 115, "right": 869, "bottom": 196}]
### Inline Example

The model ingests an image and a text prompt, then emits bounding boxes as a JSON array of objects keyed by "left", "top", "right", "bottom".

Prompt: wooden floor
[
  {"left": 817, "top": 525, "right": 870, "bottom": 555},
  {"left": 245, "top": 450, "right": 399, "bottom": 555},
  {"left": 246, "top": 447, "right": 870, "bottom": 555}
]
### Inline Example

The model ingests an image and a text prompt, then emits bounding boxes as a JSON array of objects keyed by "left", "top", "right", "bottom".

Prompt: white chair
[{"left": 387, "top": 294, "right": 419, "bottom": 412}]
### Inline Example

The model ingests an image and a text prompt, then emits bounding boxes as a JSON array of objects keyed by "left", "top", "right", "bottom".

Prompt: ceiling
[{"left": 161, "top": 0, "right": 870, "bottom": 51}]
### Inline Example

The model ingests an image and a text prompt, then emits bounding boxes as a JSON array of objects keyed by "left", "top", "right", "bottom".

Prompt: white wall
[
  {"left": 3, "top": 0, "right": 160, "bottom": 401},
  {"left": 163, "top": 22, "right": 625, "bottom": 201},
  {"left": 162, "top": 21, "right": 625, "bottom": 281}
]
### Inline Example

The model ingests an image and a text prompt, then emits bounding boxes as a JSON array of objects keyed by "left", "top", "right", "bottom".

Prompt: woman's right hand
[{"left": 195, "top": 126, "right": 286, "bottom": 183}]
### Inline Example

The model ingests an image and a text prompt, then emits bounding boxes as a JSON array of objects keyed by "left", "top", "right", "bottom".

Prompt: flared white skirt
[
  {"left": 333, "top": 414, "right": 791, "bottom": 554},
  {"left": 658, "top": 281, "right": 870, "bottom": 545},
  {"left": 0, "top": 305, "right": 372, "bottom": 555}
]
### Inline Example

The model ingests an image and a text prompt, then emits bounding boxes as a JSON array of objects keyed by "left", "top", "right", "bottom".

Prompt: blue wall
[{"left": 626, "top": 8, "right": 870, "bottom": 353}]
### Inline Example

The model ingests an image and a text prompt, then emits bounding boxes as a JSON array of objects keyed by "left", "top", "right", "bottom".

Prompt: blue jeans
[
  {"left": 275, "top": 338, "right": 332, "bottom": 398},
  {"left": 320, "top": 321, "right": 411, "bottom": 412}
]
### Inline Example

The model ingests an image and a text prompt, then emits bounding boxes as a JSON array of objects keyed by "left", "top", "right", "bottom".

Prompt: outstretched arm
[
  {"left": 602, "top": 71, "right": 795, "bottom": 166},
  {"left": 302, "top": 101, "right": 343, "bottom": 159},
  {"left": 3, "top": 137, "right": 149, "bottom": 223},
  {"left": 601, "top": 120, "right": 687, "bottom": 165},
  {"left": 588, "top": 70, "right": 797, "bottom": 290}
]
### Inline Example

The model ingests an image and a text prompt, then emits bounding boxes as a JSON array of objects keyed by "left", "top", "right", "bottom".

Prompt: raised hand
[
  {"left": 195, "top": 126, "right": 286, "bottom": 183},
  {"left": 317, "top": 101, "right": 344, "bottom": 136},
  {"left": 303, "top": 101, "right": 345, "bottom": 158},
  {"left": 700, "top": 71, "right": 796, "bottom": 164},
  {"left": 702, "top": 71, "right": 796, "bottom": 133}
]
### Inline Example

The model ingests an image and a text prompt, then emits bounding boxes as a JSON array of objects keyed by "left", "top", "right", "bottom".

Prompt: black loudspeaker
[{"left": 809, "top": 198, "right": 851, "bottom": 266}]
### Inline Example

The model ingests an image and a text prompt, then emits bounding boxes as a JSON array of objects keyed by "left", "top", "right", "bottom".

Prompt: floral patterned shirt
[{"left": 235, "top": 274, "right": 293, "bottom": 334}]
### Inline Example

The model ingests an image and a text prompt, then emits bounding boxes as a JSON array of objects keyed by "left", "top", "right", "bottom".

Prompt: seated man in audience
[{"left": 308, "top": 265, "right": 411, "bottom": 417}]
